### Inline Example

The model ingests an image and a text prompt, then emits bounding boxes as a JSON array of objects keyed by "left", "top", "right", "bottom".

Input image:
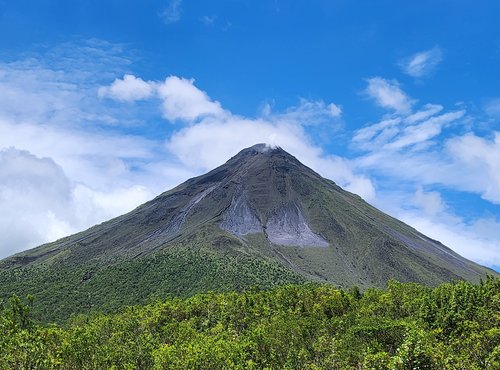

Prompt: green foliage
[
  {"left": 0, "top": 278, "right": 498, "bottom": 369},
  {"left": 0, "top": 245, "right": 305, "bottom": 323}
]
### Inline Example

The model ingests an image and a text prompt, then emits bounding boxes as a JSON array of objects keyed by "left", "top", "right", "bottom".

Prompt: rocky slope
[{"left": 0, "top": 144, "right": 495, "bottom": 322}]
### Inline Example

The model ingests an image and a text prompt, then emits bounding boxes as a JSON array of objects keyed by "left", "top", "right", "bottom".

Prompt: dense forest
[{"left": 1, "top": 277, "right": 499, "bottom": 369}]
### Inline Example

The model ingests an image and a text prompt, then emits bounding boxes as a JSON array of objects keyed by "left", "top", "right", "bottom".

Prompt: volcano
[{"left": 0, "top": 144, "right": 495, "bottom": 322}]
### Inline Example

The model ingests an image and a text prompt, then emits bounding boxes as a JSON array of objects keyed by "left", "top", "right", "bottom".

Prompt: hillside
[{"left": 0, "top": 144, "right": 496, "bottom": 322}]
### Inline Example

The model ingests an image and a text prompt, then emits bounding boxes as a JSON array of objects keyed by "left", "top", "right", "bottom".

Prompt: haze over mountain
[{"left": 0, "top": 144, "right": 495, "bottom": 322}]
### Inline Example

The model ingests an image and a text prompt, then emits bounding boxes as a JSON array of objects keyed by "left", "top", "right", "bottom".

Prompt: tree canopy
[{"left": 1, "top": 277, "right": 499, "bottom": 369}]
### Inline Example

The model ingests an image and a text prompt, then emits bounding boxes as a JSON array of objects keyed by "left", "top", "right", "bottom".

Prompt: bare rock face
[
  {"left": 266, "top": 203, "right": 329, "bottom": 247},
  {"left": 220, "top": 193, "right": 329, "bottom": 248},
  {"left": 155, "top": 184, "right": 219, "bottom": 240},
  {"left": 220, "top": 192, "right": 262, "bottom": 236}
]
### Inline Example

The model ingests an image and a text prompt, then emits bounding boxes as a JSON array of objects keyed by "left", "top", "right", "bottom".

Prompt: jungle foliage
[{"left": 1, "top": 277, "right": 499, "bottom": 369}]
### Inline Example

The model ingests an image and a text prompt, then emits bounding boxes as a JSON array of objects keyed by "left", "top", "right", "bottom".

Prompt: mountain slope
[{"left": 0, "top": 144, "right": 495, "bottom": 322}]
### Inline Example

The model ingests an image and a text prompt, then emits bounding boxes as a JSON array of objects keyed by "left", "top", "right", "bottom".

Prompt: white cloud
[
  {"left": 98, "top": 74, "right": 154, "bottom": 102},
  {"left": 405, "top": 104, "right": 443, "bottom": 124},
  {"left": 371, "top": 188, "right": 500, "bottom": 267},
  {"left": 0, "top": 116, "right": 157, "bottom": 189},
  {"left": 98, "top": 74, "right": 226, "bottom": 121},
  {"left": 399, "top": 212, "right": 500, "bottom": 267},
  {"left": 446, "top": 132, "right": 500, "bottom": 203},
  {"left": 99, "top": 76, "right": 343, "bottom": 127},
  {"left": 354, "top": 104, "right": 465, "bottom": 152},
  {"left": 271, "top": 98, "right": 342, "bottom": 124},
  {"left": 0, "top": 148, "right": 71, "bottom": 212},
  {"left": 353, "top": 117, "right": 401, "bottom": 147},
  {"left": 0, "top": 148, "right": 154, "bottom": 257},
  {"left": 0, "top": 60, "right": 84, "bottom": 125},
  {"left": 160, "top": 0, "right": 183, "bottom": 24},
  {"left": 365, "top": 77, "right": 414, "bottom": 114},
  {"left": 100, "top": 75, "right": 342, "bottom": 126},
  {"left": 0, "top": 40, "right": 137, "bottom": 129},
  {"left": 0, "top": 137, "right": 161, "bottom": 259},
  {"left": 71, "top": 183, "right": 153, "bottom": 227},
  {"left": 386, "top": 110, "right": 465, "bottom": 150},
  {"left": 157, "top": 76, "right": 226, "bottom": 121},
  {"left": 355, "top": 115, "right": 500, "bottom": 207},
  {"left": 413, "top": 187, "right": 447, "bottom": 216},
  {"left": 400, "top": 46, "right": 443, "bottom": 78}
]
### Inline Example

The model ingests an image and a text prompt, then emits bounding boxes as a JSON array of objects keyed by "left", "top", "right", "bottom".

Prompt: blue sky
[{"left": 0, "top": 1, "right": 499, "bottom": 270}]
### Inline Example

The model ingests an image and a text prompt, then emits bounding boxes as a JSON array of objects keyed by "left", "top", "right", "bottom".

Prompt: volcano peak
[
  {"left": 1, "top": 144, "right": 495, "bottom": 322},
  {"left": 229, "top": 143, "right": 283, "bottom": 159}
]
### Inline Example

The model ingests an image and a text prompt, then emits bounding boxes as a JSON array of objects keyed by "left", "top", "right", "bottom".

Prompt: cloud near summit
[{"left": 99, "top": 74, "right": 369, "bottom": 198}]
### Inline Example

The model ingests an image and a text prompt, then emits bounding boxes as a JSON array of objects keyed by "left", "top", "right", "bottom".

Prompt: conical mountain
[{"left": 0, "top": 144, "right": 495, "bottom": 322}]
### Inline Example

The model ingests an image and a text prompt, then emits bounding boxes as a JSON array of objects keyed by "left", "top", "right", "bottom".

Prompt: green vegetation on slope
[
  {"left": 1, "top": 278, "right": 499, "bottom": 369},
  {"left": 0, "top": 241, "right": 305, "bottom": 323}
]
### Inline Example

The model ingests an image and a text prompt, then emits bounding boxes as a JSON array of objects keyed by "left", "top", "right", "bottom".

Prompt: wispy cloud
[
  {"left": 201, "top": 15, "right": 216, "bottom": 26},
  {"left": 264, "top": 98, "right": 342, "bottom": 125},
  {"left": 355, "top": 101, "right": 485, "bottom": 200},
  {"left": 385, "top": 110, "right": 465, "bottom": 150},
  {"left": 484, "top": 98, "right": 500, "bottom": 118},
  {"left": 365, "top": 77, "right": 414, "bottom": 114},
  {"left": 355, "top": 103, "right": 500, "bottom": 206},
  {"left": 400, "top": 46, "right": 443, "bottom": 78},
  {"left": 0, "top": 39, "right": 137, "bottom": 129},
  {"left": 160, "top": 0, "right": 183, "bottom": 24},
  {"left": 352, "top": 106, "right": 464, "bottom": 152},
  {"left": 356, "top": 78, "right": 500, "bottom": 266}
]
